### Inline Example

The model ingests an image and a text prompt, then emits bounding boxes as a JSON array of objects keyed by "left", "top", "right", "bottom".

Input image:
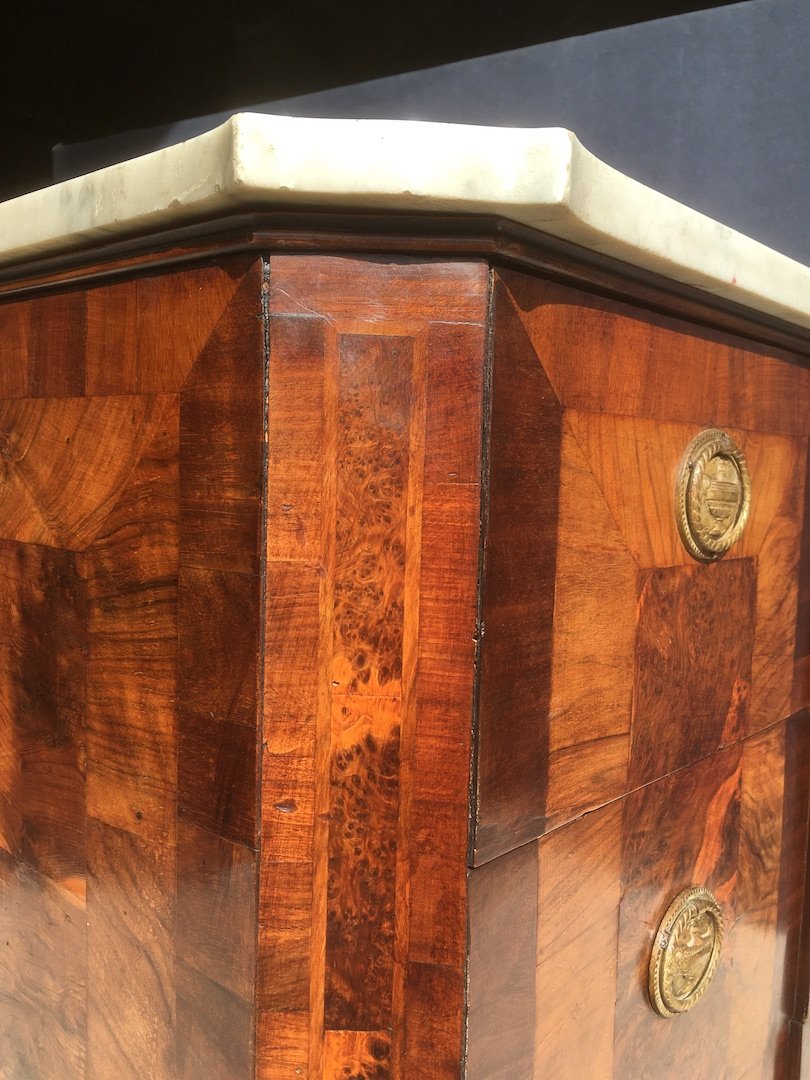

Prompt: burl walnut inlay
[{"left": 0, "top": 232, "right": 807, "bottom": 1080}]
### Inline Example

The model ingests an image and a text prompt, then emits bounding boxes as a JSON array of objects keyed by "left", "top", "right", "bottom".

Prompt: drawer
[
  {"left": 468, "top": 715, "right": 810, "bottom": 1079},
  {"left": 474, "top": 269, "right": 810, "bottom": 863}
]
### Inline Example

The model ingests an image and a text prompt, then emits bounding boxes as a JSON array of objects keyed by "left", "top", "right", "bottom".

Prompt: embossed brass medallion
[
  {"left": 676, "top": 429, "right": 751, "bottom": 561},
  {"left": 649, "top": 886, "right": 724, "bottom": 1018}
]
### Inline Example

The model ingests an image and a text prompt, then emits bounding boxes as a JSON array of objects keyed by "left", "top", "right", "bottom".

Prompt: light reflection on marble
[{"left": 2, "top": 113, "right": 810, "bottom": 330}]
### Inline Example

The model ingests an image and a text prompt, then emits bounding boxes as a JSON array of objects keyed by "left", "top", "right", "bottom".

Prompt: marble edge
[{"left": 2, "top": 111, "right": 810, "bottom": 332}]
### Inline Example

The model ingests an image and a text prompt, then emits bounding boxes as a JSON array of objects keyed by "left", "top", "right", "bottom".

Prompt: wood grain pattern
[
  {"left": 748, "top": 434, "right": 805, "bottom": 734},
  {"left": 178, "top": 566, "right": 259, "bottom": 730},
  {"left": 0, "top": 298, "right": 31, "bottom": 398},
  {"left": 563, "top": 411, "right": 800, "bottom": 569},
  {"left": 175, "top": 822, "right": 257, "bottom": 1003},
  {"left": 173, "top": 263, "right": 264, "bottom": 1079},
  {"left": 176, "top": 959, "right": 254, "bottom": 1080},
  {"left": 728, "top": 725, "right": 787, "bottom": 1078},
  {"left": 467, "top": 842, "right": 538, "bottom": 1080},
  {"left": 86, "top": 819, "right": 175, "bottom": 1080},
  {"left": 179, "top": 268, "right": 265, "bottom": 574},
  {"left": 324, "top": 331, "right": 411, "bottom": 1032},
  {"left": 546, "top": 421, "right": 636, "bottom": 827},
  {"left": 535, "top": 802, "right": 623, "bottom": 1080},
  {"left": 0, "top": 849, "right": 86, "bottom": 1077},
  {"left": 0, "top": 253, "right": 263, "bottom": 1078},
  {"left": 630, "top": 559, "right": 755, "bottom": 788},
  {"left": 0, "top": 260, "right": 248, "bottom": 402},
  {"left": 403, "top": 963, "right": 465, "bottom": 1079},
  {"left": 84, "top": 400, "right": 179, "bottom": 845},
  {"left": 256, "top": 1012, "right": 309, "bottom": 1080},
  {"left": 260, "top": 255, "right": 488, "bottom": 1077},
  {"left": 565, "top": 410, "right": 700, "bottom": 570},
  {"left": 615, "top": 746, "right": 742, "bottom": 1079},
  {"left": 0, "top": 394, "right": 168, "bottom": 549},
  {"left": 503, "top": 269, "right": 810, "bottom": 436},
  {"left": 0, "top": 541, "right": 85, "bottom": 890},
  {"left": 475, "top": 272, "right": 562, "bottom": 863},
  {"left": 28, "top": 290, "right": 87, "bottom": 397},
  {"left": 795, "top": 440, "right": 810, "bottom": 713},
  {"left": 402, "top": 318, "right": 485, "bottom": 1077},
  {"left": 323, "top": 1030, "right": 393, "bottom": 1079},
  {"left": 177, "top": 562, "right": 259, "bottom": 848},
  {"left": 260, "top": 310, "right": 327, "bottom": 1077},
  {"left": 84, "top": 261, "right": 248, "bottom": 396}
]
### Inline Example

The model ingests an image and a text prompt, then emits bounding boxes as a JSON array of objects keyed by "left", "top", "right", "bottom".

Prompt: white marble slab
[{"left": 3, "top": 112, "right": 810, "bottom": 330}]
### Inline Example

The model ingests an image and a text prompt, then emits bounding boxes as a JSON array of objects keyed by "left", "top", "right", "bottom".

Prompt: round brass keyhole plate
[
  {"left": 676, "top": 429, "right": 751, "bottom": 561},
  {"left": 649, "top": 886, "right": 724, "bottom": 1018}
]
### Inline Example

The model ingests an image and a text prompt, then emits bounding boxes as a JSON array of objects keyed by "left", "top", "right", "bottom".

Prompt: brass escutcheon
[
  {"left": 675, "top": 429, "right": 751, "bottom": 561},
  {"left": 649, "top": 886, "right": 724, "bottom": 1018}
]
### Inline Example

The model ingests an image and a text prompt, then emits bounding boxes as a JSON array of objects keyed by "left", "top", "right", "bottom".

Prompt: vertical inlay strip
[{"left": 324, "top": 334, "right": 413, "bottom": 1033}]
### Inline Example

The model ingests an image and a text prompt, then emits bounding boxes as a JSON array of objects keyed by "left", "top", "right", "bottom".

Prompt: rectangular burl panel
[
  {"left": 474, "top": 268, "right": 810, "bottom": 862},
  {"left": 259, "top": 255, "right": 489, "bottom": 1078},
  {"left": 0, "top": 256, "right": 264, "bottom": 1079},
  {"left": 629, "top": 558, "right": 755, "bottom": 787},
  {"left": 2, "top": 244, "right": 808, "bottom": 1080}
]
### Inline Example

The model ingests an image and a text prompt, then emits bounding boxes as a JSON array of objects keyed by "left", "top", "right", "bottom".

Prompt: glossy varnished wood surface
[
  {"left": 0, "top": 254, "right": 263, "bottom": 1078},
  {"left": 475, "top": 273, "right": 561, "bottom": 860},
  {"left": 0, "top": 231, "right": 808, "bottom": 1079},
  {"left": 474, "top": 268, "right": 810, "bottom": 863},
  {"left": 468, "top": 264, "right": 810, "bottom": 1077},
  {"left": 260, "top": 255, "right": 488, "bottom": 1078},
  {"left": 468, "top": 718, "right": 810, "bottom": 1079},
  {"left": 782, "top": 711, "right": 810, "bottom": 1078}
]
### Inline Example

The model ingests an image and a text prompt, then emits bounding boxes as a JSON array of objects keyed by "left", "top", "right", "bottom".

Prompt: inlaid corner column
[{"left": 259, "top": 255, "right": 489, "bottom": 1078}]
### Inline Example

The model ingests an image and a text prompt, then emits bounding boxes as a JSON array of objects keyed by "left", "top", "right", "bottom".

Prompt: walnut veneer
[{"left": 0, "top": 222, "right": 807, "bottom": 1079}]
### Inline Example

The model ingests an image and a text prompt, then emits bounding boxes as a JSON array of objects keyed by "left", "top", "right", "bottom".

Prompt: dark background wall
[{"left": 1, "top": 0, "right": 741, "bottom": 200}]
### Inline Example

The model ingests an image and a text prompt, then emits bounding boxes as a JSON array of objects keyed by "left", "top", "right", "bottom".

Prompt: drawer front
[
  {"left": 475, "top": 268, "right": 810, "bottom": 863},
  {"left": 468, "top": 714, "right": 810, "bottom": 1079}
]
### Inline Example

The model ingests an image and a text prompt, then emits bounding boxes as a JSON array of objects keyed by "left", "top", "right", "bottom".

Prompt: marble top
[{"left": 3, "top": 112, "right": 810, "bottom": 330}]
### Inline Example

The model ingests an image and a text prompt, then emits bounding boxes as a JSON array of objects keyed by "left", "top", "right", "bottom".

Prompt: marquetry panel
[
  {"left": 468, "top": 720, "right": 809, "bottom": 1080},
  {"left": 259, "top": 254, "right": 488, "bottom": 1078},
  {"left": 0, "top": 254, "right": 264, "bottom": 1078},
  {"left": 1, "top": 232, "right": 808, "bottom": 1080},
  {"left": 501, "top": 270, "right": 810, "bottom": 436},
  {"left": 476, "top": 267, "right": 810, "bottom": 864}
]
